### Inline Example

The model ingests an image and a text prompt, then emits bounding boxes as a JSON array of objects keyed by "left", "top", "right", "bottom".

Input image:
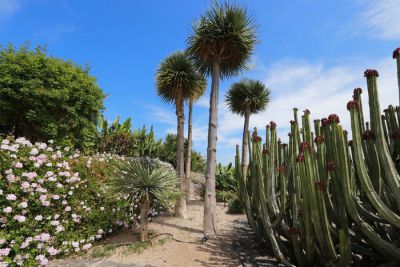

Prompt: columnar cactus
[{"left": 235, "top": 48, "right": 400, "bottom": 266}]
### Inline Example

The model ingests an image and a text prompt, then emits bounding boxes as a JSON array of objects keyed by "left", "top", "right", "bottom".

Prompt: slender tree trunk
[
  {"left": 396, "top": 56, "right": 400, "bottom": 111},
  {"left": 175, "top": 96, "right": 187, "bottom": 218},
  {"left": 204, "top": 61, "right": 219, "bottom": 236},
  {"left": 139, "top": 194, "right": 150, "bottom": 242},
  {"left": 185, "top": 99, "right": 193, "bottom": 202},
  {"left": 242, "top": 109, "right": 250, "bottom": 167}
]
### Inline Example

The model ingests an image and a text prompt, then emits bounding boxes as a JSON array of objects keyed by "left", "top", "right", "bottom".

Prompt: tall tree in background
[
  {"left": 226, "top": 79, "right": 270, "bottom": 166},
  {"left": 156, "top": 51, "right": 206, "bottom": 217},
  {"left": 187, "top": 2, "right": 257, "bottom": 235},
  {"left": 185, "top": 77, "right": 206, "bottom": 202}
]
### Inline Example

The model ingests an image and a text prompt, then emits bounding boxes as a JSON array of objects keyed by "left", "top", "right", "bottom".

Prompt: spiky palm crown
[
  {"left": 106, "top": 160, "right": 181, "bottom": 207},
  {"left": 156, "top": 51, "right": 206, "bottom": 106},
  {"left": 225, "top": 79, "right": 271, "bottom": 116},
  {"left": 186, "top": 2, "right": 257, "bottom": 79}
]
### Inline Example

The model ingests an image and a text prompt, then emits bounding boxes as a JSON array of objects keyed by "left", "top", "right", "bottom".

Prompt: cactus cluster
[{"left": 235, "top": 48, "right": 400, "bottom": 266}]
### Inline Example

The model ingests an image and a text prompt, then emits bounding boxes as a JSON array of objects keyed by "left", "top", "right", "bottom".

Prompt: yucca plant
[
  {"left": 156, "top": 51, "right": 206, "bottom": 218},
  {"left": 106, "top": 159, "right": 181, "bottom": 242},
  {"left": 187, "top": 1, "right": 257, "bottom": 236}
]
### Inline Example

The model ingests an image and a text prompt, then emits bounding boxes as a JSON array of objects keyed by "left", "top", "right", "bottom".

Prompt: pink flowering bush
[{"left": 0, "top": 137, "right": 163, "bottom": 266}]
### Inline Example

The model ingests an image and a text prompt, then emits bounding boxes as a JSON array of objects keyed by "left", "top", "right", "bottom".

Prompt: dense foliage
[
  {"left": 158, "top": 133, "right": 205, "bottom": 173},
  {"left": 0, "top": 44, "right": 105, "bottom": 151},
  {"left": 0, "top": 137, "right": 163, "bottom": 266}
]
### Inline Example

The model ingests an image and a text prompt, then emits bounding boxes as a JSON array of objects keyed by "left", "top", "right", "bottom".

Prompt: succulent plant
[{"left": 234, "top": 48, "right": 400, "bottom": 266}]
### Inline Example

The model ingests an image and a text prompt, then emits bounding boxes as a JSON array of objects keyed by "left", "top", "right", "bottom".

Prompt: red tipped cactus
[
  {"left": 287, "top": 227, "right": 299, "bottom": 235},
  {"left": 290, "top": 120, "right": 296, "bottom": 125},
  {"left": 321, "top": 118, "right": 329, "bottom": 126},
  {"left": 364, "top": 69, "right": 379, "bottom": 78},
  {"left": 327, "top": 161, "right": 335, "bottom": 172},
  {"left": 262, "top": 148, "right": 269, "bottom": 155},
  {"left": 270, "top": 121, "right": 277, "bottom": 129},
  {"left": 315, "top": 182, "right": 326, "bottom": 192},
  {"left": 278, "top": 165, "right": 285, "bottom": 174},
  {"left": 391, "top": 131, "right": 400, "bottom": 139},
  {"left": 303, "top": 109, "right": 310, "bottom": 115},
  {"left": 300, "top": 141, "right": 310, "bottom": 152},
  {"left": 348, "top": 140, "right": 353, "bottom": 146},
  {"left": 314, "top": 135, "right": 325, "bottom": 144},
  {"left": 347, "top": 100, "right": 359, "bottom": 111},
  {"left": 328, "top": 114, "right": 340, "bottom": 124},
  {"left": 362, "top": 130, "right": 375, "bottom": 140},
  {"left": 296, "top": 153, "right": 304, "bottom": 162},
  {"left": 393, "top": 48, "right": 400, "bottom": 59},
  {"left": 353, "top": 87, "right": 363, "bottom": 95}
]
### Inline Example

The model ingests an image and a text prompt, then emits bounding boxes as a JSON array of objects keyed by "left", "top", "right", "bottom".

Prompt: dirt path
[{"left": 49, "top": 201, "right": 278, "bottom": 267}]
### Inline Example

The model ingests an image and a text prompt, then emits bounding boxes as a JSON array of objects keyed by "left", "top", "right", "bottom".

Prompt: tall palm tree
[
  {"left": 156, "top": 51, "right": 206, "bottom": 217},
  {"left": 185, "top": 81, "right": 206, "bottom": 202},
  {"left": 107, "top": 160, "right": 180, "bottom": 242},
  {"left": 226, "top": 79, "right": 271, "bottom": 166},
  {"left": 187, "top": 2, "right": 257, "bottom": 235}
]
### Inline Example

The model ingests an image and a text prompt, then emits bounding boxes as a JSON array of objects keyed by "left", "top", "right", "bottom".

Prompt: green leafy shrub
[
  {"left": 158, "top": 133, "right": 205, "bottom": 173},
  {"left": 0, "top": 137, "right": 163, "bottom": 266},
  {"left": 0, "top": 44, "right": 104, "bottom": 152}
]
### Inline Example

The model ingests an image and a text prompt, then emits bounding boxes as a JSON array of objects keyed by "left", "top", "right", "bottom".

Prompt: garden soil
[{"left": 49, "top": 201, "right": 280, "bottom": 267}]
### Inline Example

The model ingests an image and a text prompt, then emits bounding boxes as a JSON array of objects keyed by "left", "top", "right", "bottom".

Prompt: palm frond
[
  {"left": 225, "top": 78, "right": 271, "bottom": 116},
  {"left": 186, "top": 2, "right": 257, "bottom": 79},
  {"left": 156, "top": 51, "right": 207, "bottom": 105}
]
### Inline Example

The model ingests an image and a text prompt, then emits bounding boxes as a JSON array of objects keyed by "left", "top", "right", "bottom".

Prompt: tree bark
[
  {"left": 185, "top": 99, "right": 193, "bottom": 202},
  {"left": 139, "top": 194, "right": 150, "bottom": 242},
  {"left": 175, "top": 96, "right": 187, "bottom": 218},
  {"left": 203, "top": 60, "right": 219, "bottom": 236},
  {"left": 242, "top": 109, "right": 250, "bottom": 167},
  {"left": 396, "top": 56, "right": 400, "bottom": 113}
]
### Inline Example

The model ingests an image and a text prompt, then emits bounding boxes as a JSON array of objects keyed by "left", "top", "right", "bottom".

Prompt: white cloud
[
  {"left": 357, "top": 0, "right": 400, "bottom": 40},
  {"left": 0, "top": 0, "right": 22, "bottom": 26},
  {"left": 33, "top": 25, "right": 75, "bottom": 42},
  {"left": 215, "top": 56, "right": 398, "bottom": 163}
]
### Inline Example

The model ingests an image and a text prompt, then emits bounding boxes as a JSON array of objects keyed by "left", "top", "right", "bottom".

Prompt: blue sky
[{"left": 1, "top": 0, "right": 399, "bottom": 164}]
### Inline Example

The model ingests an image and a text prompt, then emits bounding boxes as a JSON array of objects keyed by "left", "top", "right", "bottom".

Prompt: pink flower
[
  {"left": 30, "top": 148, "right": 39, "bottom": 156},
  {"left": 35, "top": 215, "right": 43, "bottom": 221},
  {"left": 6, "top": 194, "right": 17, "bottom": 201},
  {"left": 35, "top": 254, "right": 48, "bottom": 266},
  {"left": 15, "top": 162, "right": 23, "bottom": 168},
  {"left": 3, "top": 207, "right": 12, "bottom": 213},
  {"left": 50, "top": 220, "right": 59, "bottom": 226},
  {"left": 71, "top": 241, "right": 79, "bottom": 248},
  {"left": 20, "top": 202, "right": 28, "bottom": 208},
  {"left": 83, "top": 243, "right": 92, "bottom": 250},
  {"left": 21, "top": 181, "right": 30, "bottom": 189},
  {"left": 56, "top": 225, "right": 65, "bottom": 232},
  {"left": 13, "top": 215, "right": 26, "bottom": 222},
  {"left": 65, "top": 206, "right": 71, "bottom": 212},
  {"left": 0, "top": 248, "right": 10, "bottom": 256},
  {"left": 47, "top": 246, "right": 58, "bottom": 255}
]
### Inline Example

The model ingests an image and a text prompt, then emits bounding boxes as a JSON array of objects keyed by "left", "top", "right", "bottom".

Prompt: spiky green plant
[
  {"left": 233, "top": 48, "right": 400, "bottom": 266},
  {"left": 226, "top": 79, "right": 271, "bottom": 166},
  {"left": 106, "top": 159, "right": 181, "bottom": 242},
  {"left": 186, "top": 1, "right": 257, "bottom": 236},
  {"left": 156, "top": 51, "right": 206, "bottom": 218}
]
